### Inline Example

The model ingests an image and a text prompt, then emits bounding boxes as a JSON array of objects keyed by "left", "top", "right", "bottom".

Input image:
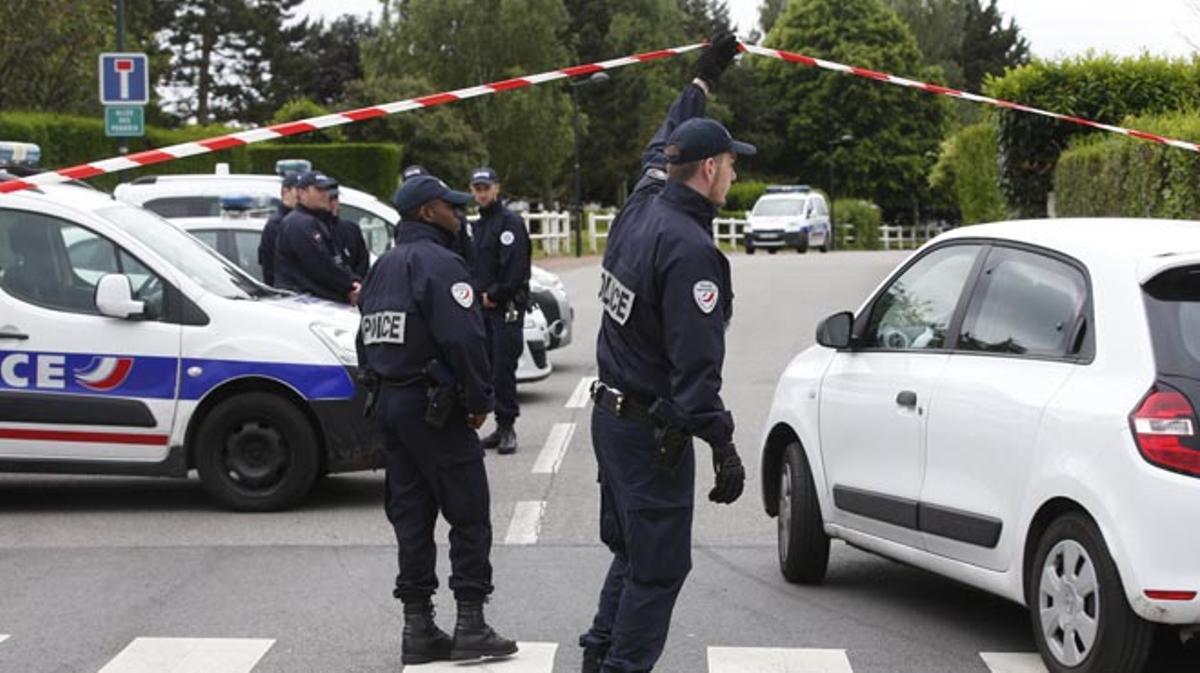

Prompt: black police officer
[
  {"left": 327, "top": 185, "right": 370, "bottom": 280},
  {"left": 274, "top": 171, "right": 361, "bottom": 304},
  {"left": 580, "top": 33, "right": 746, "bottom": 673},
  {"left": 257, "top": 171, "right": 300, "bottom": 286},
  {"left": 404, "top": 164, "right": 475, "bottom": 266},
  {"left": 469, "top": 167, "right": 531, "bottom": 455},
  {"left": 357, "top": 174, "right": 517, "bottom": 666}
]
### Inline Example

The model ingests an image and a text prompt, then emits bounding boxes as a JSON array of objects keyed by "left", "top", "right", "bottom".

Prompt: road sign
[
  {"left": 105, "top": 106, "right": 144, "bottom": 137},
  {"left": 99, "top": 52, "right": 149, "bottom": 105}
]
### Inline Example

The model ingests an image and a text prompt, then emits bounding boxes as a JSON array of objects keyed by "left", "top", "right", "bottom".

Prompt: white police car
[
  {"left": 743, "top": 185, "right": 832, "bottom": 254},
  {"left": 0, "top": 178, "right": 382, "bottom": 512}
]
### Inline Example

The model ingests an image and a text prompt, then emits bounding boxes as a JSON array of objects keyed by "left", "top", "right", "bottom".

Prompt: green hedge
[
  {"left": 725, "top": 180, "right": 768, "bottom": 212},
  {"left": 1055, "top": 112, "right": 1200, "bottom": 219},
  {"left": 985, "top": 55, "right": 1200, "bottom": 218},
  {"left": 834, "top": 198, "right": 882, "bottom": 249},
  {"left": 930, "top": 122, "right": 1007, "bottom": 224},
  {"left": 247, "top": 144, "right": 402, "bottom": 201}
]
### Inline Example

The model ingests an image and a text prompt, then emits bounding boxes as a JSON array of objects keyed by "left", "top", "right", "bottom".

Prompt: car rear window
[
  {"left": 751, "top": 198, "right": 806, "bottom": 217},
  {"left": 144, "top": 196, "right": 221, "bottom": 218},
  {"left": 1143, "top": 265, "right": 1200, "bottom": 376}
]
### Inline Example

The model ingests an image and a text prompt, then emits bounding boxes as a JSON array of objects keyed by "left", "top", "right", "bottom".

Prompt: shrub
[{"left": 834, "top": 197, "right": 882, "bottom": 249}]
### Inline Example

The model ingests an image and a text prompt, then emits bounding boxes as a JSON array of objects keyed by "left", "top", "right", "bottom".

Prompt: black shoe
[
  {"left": 450, "top": 600, "right": 518, "bottom": 660},
  {"left": 401, "top": 601, "right": 453, "bottom": 665},
  {"left": 480, "top": 427, "right": 502, "bottom": 450},
  {"left": 497, "top": 426, "right": 517, "bottom": 455},
  {"left": 581, "top": 647, "right": 607, "bottom": 673}
]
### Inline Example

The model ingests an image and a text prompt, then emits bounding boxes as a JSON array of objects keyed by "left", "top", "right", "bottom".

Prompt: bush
[
  {"left": 247, "top": 144, "right": 403, "bottom": 201},
  {"left": 1055, "top": 112, "right": 1200, "bottom": 219},
  {"left": 984, "top": 54, "right": 1200, "bottom": 218},
  {"left": 834, "top": 198, "right": 882, "bottom": 249},
  {"left": 930, "top": 122, "right": 1007, "bottom": 224},
  {"left": 725, "top": 180, "right": 768, "bottom": 213},
  {"left": 269, "top": 99, "right": 346, "bottom": 144}
]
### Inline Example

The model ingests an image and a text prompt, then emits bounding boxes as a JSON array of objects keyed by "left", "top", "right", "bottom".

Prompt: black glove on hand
[
  {"left": 708, "top": 442, "right": 745, "bottom": 504},
  {"left": 695, "top": 31, "right": 740, "bottom": 88}
]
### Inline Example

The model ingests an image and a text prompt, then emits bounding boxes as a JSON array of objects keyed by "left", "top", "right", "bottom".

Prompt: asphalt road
[{"left": 0, "top": 250, "right": 1195, "bottom": 673}]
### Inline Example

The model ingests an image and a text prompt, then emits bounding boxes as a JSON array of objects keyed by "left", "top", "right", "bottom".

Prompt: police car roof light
[
  {"left": 764, "top": 185, "right": 811, "bottom": 194},
  {"left": 275, "top": 159, "right": 312, "bottom": 177},
  {"left": 214, "top": 163, "right": 231, "bottom": 176},
  {"left": 0, "top": 141, "right": 42, "bottom": 168},
  {"left": 219, "top": 194, "right": 257, "bottom": 211}
]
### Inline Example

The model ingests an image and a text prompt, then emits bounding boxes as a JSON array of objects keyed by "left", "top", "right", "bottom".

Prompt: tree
[
  {"left": 757, "top": 0, "right": 950, "bottom": 222},
  {"left": 758, "top": 0, "right": 788, "bottom": 35},
  {"left": 884, "top": 0, "right": 1028, "bottom": 92}
]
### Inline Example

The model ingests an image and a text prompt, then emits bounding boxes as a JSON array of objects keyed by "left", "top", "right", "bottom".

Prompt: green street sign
[{"left": 105, "top": 106, "right": 144, "bottom": 138}]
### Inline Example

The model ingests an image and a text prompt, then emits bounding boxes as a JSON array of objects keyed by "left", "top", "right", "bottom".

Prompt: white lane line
[
  {"left": 97, "top": 638, "right": 274, "bottom": 673},
  {"left": 708, "top": 647, "right": 853, "bottom": 672},
  {"left": 405, "top": 641, "right": 557, "bottom": 671},
  {"left": 566, "top": 376, "right": 597, "bottom": 408},
  {"left": 532, "top": 423, "right": 576, "bottom": 474},
  {"left": 503, "top": 500, "right": 546, "bottom": 545},
  {"left": 0, "top": 634, "right": 7, "bottom": 644},
  {"left": 980, "top": 653, "right": 1047, "bottom": 673}
]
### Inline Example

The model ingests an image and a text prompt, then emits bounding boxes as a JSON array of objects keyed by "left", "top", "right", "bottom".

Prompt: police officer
[
  {"left": 327, "top": 185, "right": 370, "bottom": 280},
  {"left": 257, "top": 171, "right": 300, "bottom": 286},
  {"left": 358, "top": 174, "right": 517, "bottom": 666},
  {"left": 469, "top": 167, "right": 531, "bottom": 455},
  {"left": 579, "top": 33, "right": 746, "bottom": 673},
  {"left": 404, "top": 164, "right": 475, "bottom": 267},
  {"left": 274, "top": 171, "right": 361, "bottom": 304}
]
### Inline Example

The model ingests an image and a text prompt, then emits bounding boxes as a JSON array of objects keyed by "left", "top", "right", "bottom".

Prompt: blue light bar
[
  {"left": 275, "top": 159, "right": 311, "bottom": 177},
  {"left": 0, "top": 142, "right": 41, "bottom": 167}
]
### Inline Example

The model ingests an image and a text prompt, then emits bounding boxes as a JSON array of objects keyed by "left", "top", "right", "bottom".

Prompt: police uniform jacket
[
  {"left": 357, "top": 220, "right": 494, "bottom": 415},
  {"left": 274, "top": 205, "right": 358, "bottom": 303},
  {"left": 258, "top": 204, "right": 289, "bottom": 286},
  {"left": 471, "top": 202, "right": 531, "bottom": 309},
  {"left": 328, "top": 212, "right": 370, "bottom": 280}
]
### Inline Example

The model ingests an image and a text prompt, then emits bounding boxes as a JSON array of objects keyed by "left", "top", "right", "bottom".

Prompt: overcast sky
[{"left": 299, "top": 0, "right": 1200, "bottom": 61}]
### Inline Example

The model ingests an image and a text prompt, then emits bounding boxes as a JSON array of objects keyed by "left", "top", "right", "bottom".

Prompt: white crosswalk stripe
[
  {"left": 405, "top": 642, "right": 557, "bottom": 671},
  {"left": 0, "top": 634, "right": 8, "bottom": 644},
  {"left": 503, "top": 500, "right": 546, "bottom": 545},
  {"left": 980, "top": 652, "right": 1048, "bottom": 673},
  {"left": 532, "top": 423, "right": 576, "bottom": 474},
  {"left": 708, "top": 647, "right": 854, "bottom": 672},
  {"left": 565, "top": 376, "right": 597, "bottom": 408},
  {"left": 95, "top": 637, "right": 274, "bottom": 673}
]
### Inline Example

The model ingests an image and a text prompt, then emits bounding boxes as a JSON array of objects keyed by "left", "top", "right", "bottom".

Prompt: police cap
[
  {"left": 664, "top": 118, "right": 756, "bottom": 164},
  {"left": 296, "top": 170, "right": 337, "bottom": 190},
  {"left": 392, "top": 175, "right": 471, "bottom": 213},
  {"left": 469, "top": 166, "right": 499, "bottom": 186},
  {"left": 402, "top": 164, "right": 429, "bottom": 180}
]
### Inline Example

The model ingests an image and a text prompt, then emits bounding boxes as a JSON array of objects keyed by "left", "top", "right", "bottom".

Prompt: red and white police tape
[{"left": 2, "top": 39, "right": 1198, "bottom": 196}]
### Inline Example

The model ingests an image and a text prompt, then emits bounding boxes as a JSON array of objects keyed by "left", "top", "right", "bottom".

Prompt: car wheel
[
  {"left": 778, "top": 441, "right": 830, "bottom": 584},
  {"left": 796, "top": 233, "right": 809, "bottom": 254},
  {"left": 1029, "top": 512, "right": 1153, "bottom": 673},
  {"left": 819, "top": 234, "right": 830, "bottom": 253},
  {"left": 767, "top": 248, "right": 777, "bottom": 255},
  {"left": 194, "top": 392, "right": 320, "bottom": 512},
  {"left": 746, "top": 244, "right": 756, "bottom": 255}
]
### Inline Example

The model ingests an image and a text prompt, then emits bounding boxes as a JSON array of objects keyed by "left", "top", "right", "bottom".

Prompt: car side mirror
[
  {"left": 816, "top": 311, "right": 854, "bottom": 349},
  {"left": 95, "top": 274, "right": 145, "bottom": 319}
]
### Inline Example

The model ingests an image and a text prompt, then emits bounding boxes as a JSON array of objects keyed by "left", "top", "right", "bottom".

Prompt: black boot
[
  {"left": 581, "top": 647, "right": 606, "bottom": 673},
  {"left": 496, "top": 424, "right": 518, "bottom": 455},
  {"left": 402, "top": 601, "right": 453, "bottom": 665},
  {"left": 480, "top": 426, "right": 502, "bottom": 450},
  {"left": 450, "top": 600, "right": 518, "bottom": 660}
]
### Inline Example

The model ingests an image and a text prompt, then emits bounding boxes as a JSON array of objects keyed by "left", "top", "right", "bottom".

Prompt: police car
[
  {"left": 0, "top": 171, "right": 383, "bottom": 512},
  {"left": 743, "top": 185, "right": 832, "bottom": 254},
  {"left": 761, "top": 219, "right": 1200, "bottom": 673}
]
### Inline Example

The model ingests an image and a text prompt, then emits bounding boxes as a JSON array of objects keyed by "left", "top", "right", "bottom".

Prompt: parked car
[
  {"left": 530, "top": 265, "right": 573, "bottom": 350},
  {"left": 759, "top": 219, "right": 1200, "bottom": 673},
  {"left": 743, "top": 185, "right": 831, "bottom": 254}
]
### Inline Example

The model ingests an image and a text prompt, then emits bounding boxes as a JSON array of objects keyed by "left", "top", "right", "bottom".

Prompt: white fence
[
  {"left": 588, "top": 212, "right": 747, "bottom": 252},
  {"left": 471, "top": 211, "right": 572, "bottom": 254}
]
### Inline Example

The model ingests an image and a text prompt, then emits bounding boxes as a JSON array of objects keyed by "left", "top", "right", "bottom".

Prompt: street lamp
[
  {"left": 569, "top": 71, "right": 610, "bottom": 257},
  {"left": 827, "top": 133, "right": 854, "bottom": 250}
]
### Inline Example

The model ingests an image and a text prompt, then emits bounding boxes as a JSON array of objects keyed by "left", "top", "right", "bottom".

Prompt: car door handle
[
  {"left": 896, "top": 390, "right": 918, "bottom": 408},
  {"left": 0, "top": 329, "right": 29, "bottom": 341}
]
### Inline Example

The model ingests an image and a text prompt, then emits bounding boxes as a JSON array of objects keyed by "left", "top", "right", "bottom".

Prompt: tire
[
  {"left": 746, "top": 244, "right": 756, "bottom": 255},
  {"left": 778, "top": 441, "right": 830, "bottom": 584},
  {"left": 819, "top": 232, "right": 830, "bottom": 253},
  {"left": 1028, "top": 512, "right": 1153, "bottom": 673},
  {"left": 796, "top": 232, "right": 809, "bottom": 254},
  {"left": 767, "top": 248, "right": 777, "bottom": 255},
  {"left": 194, "top": 392, "right": 320, "bottom": 512}
]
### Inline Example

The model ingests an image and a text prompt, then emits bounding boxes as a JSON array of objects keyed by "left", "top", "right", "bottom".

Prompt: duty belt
[
  {"left": 380, "top": 373, "right": 428, "bottom": 389},
  {"left": 590, "top": 380, "right": 656, "bottom": 426}
]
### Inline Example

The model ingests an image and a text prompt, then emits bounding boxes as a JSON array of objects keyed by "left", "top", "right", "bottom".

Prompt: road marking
[
  {"left": 532, "top": 423, "right": 576, "bottom": 474},
  {"left": 707, "top": 647, "right": 853, "bottom": 672},
  {"left": 566, "top": 376, "right": 597, "bottom": 408},
  {"left": 980, "top": 653, "right": 1047, "bottom": 673},
  {"left": 96, "top": 638, "right": 274, "bottom": 673},
  {"left": 0, "top": 634, "right": 7, "bottom": 644},
  {"left": 503, "top": 500, "right": 546, "bottom": 545},
  {"left": 405, "top": 642, "right": 557, "bottom": 671}
]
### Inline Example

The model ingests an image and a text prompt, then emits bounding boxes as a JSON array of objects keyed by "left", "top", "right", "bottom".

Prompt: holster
[
  {"left": 359, "top": 369, "right": 381, "bottom": 419},
  {"left": 423, "top": 360, "right": 461, "bottom": 429},
  {"left": 590, "top": 381, "right": 692, "bottom": 474}
]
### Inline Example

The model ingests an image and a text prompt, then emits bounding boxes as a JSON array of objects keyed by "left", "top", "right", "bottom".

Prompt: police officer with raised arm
[
  {"left": 469, "top": 167, "right": 531, "bottom": 455},
  {"left": 274, "top": 170, "right": 361, "bottom": 304},
  {"left": 258, "top": 171, "right": 300, "bottom": 286},
  {"left": 579, "top": 32, "right": 747, "bottom": 673},
  {"left": 357, "top": 174, "right": 517, "bottom": 666}
]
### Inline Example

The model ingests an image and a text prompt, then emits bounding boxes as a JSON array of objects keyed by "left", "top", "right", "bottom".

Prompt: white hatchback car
[{"left": 760, "top": 219, "right": 1200, "bottom": 673}]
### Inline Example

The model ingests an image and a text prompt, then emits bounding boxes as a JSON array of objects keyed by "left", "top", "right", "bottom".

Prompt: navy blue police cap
[
  {"left": 296, "top": 170, "right": 337, "bottom": 190},
  {"left": 281, "top": 172, "right": 302, "bottom": 188},
  {"left": 392, "top": 175, "right": 471, "bottom": 213},
  {"left": 402, "top": 164, "right": 429, "bottom": 180},
  {"left": 469, "top": 166, "right": 499, "bottom": 186},
  {"left": 664, "top": 118, "right": 756, "bottom": 164}
]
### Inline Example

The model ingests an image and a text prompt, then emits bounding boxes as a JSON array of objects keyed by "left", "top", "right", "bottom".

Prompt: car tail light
[
  {"left": 1130, "top": 385, "right": 1200, "bottom": 477},
  {"left": 1144, "top": 589, "right": 1197, "bottom": 601}
]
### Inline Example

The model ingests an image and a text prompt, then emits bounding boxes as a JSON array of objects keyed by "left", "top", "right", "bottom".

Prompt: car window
[
  {"left": 958, "top": 247, "right": 1087, "bottom": 357},
  {"left": 751, "top": 198, "right": 807, "bottom": 217},
  {"left": 232, "top": 231, "right": 265, "bottom": 281},
  {"left": 190, "top": 229, "right": 221, "bottom": 250},
  {"left": 143, "top": 196, "right": 221, "bottom": 219},
  {"left": 815, "top": 198, "right": 829, "bottom": 216},
  {"left": 1144, "top": 265, "right": 1200, "bottom": 377},
  {"left": 0, "top": 209, "right": 166, "bottom": 319},
  {"left": 340, "top": 204, "right": 392, "bottom": 257},
  {"left": 863, "top": 245, "right": 981, "bottom": 351}
]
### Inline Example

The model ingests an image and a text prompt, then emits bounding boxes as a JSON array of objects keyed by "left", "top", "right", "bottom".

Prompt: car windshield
[
  {"left": 95, "top": 205, "right": 273, "bottom": 300},
  {"left": 752, "top": 198, "right": 807, "bottom": 217}
]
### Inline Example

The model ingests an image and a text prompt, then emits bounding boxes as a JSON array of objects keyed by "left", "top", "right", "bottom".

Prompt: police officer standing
[
  {"left": 327, "top": 185, "right": 370, "bottom": 280},
  {"left": 579, "top": 33, "right": 747, "bottom": 673},
  {"left": 257, "top": 171, "right": 300, "bottom": 286},
  {"left": 274, "top": 171, "right": 361, "bottom": 305},
  {"left": 404, "top": 164, "right": 475, "bottom": 268},
  {"left": 469, "top": 167, "right": 531, "bottom": 455},
  {"left": 358, "top": 174, "right": 517, "bottom": 666}
]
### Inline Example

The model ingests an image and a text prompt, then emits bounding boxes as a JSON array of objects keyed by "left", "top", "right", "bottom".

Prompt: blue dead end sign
[{"left": 99, "top": 52, "right": 149, "bottom": 106}]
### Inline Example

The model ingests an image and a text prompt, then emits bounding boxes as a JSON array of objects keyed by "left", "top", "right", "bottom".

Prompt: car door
[
  {"left": 921, "top": 245, "right": 1090, "bottom": 570},
  {"left": 820, "top": 243, "right": 984, "bottom": 547},
  {"left": 0, "top": 207, "right": 182, "bottom": 462}
]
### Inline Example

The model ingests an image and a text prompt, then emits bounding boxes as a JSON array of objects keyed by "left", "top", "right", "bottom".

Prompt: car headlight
[
  {"left": 310, "top": 322, "right": 359, "bottom": 367},
  {"left": 744, "top": 221, "right": 754, "bottom": 233}
]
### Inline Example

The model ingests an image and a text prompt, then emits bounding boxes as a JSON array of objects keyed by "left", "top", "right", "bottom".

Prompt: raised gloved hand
[
  {"left": 695, "top": 31, "right": 741, "bottom": 88},
  {"left": 708, "top": 442, "right": 745, "bottom": 504}
]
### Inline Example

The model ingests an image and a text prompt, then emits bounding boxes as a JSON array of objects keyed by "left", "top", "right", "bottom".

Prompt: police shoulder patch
[
  {"left": 451, "top": 282, "right": 475, "bottom": 309},
  {"left": 500, "top": 230, "right": 515, "bottom": 246},
  {"left": 693, "top": 280, "right": 719, "bottom": 315}
]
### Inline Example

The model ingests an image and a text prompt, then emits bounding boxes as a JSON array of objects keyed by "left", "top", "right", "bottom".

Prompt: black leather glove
[
  {"left": 695, "top": 31, "right": 740, "bottom": 88},
  {"left": 708, "top": 442, "right": 745, "bottom": 504}
]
